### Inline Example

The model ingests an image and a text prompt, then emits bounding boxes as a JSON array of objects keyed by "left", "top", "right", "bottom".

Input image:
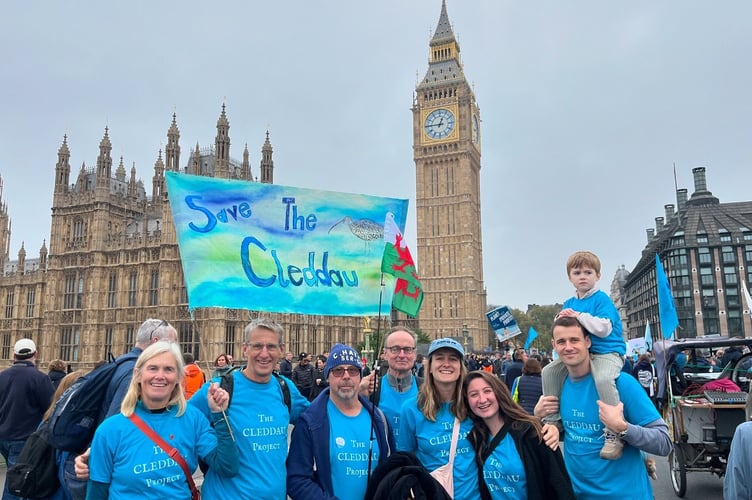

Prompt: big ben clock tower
[{"left": 413, "top": 0, "right": 487, "bottom": 348}]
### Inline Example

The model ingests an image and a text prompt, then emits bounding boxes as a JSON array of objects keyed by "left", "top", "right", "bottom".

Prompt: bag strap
[
  {"left": 447, "top": 417, "right": 460, "bottom": 465},
  {"left": 128, "top": 413, "right": 199, "bottom": 500},
  {"left": 482, "top": 422, "right": 511, "bottom": 462}
]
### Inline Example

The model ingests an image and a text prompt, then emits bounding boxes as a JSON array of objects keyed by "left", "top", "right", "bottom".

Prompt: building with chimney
[{"left": 623, "top": 167, "right": 752, "bottom": 339}]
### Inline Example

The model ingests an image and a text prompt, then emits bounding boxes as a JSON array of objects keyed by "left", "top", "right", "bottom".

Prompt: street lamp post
[
  {"left": 462, "top": 323, "right": 469, "bottom": 352},
  {"left": 363, "top": 317, "right": 373, "bottom": 367}
]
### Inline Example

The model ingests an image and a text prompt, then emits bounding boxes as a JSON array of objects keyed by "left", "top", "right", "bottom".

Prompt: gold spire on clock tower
[{"left": 412, "top": 0, "right": 487, "bottom": 348}]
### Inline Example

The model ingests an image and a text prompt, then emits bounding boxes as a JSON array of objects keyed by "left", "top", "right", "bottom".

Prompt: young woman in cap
[{"left": 397, "top": 338, "right": 480, "bottom": 500}]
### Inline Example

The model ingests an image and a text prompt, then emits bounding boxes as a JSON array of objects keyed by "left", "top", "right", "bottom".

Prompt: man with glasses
[
  {"left": 360, "top": 326, "right": 422, "bottom": 439},
  {"left": 190, "top": 318, "right": 310, "bottom": 500},
  {"left": 287, "top": 343, "right": 393, "bottom": 500}
]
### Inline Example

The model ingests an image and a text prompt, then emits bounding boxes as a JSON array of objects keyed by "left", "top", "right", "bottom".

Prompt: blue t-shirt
[
  {"left": 189, "top": 371, "right": 309, "bottom": 500},
  {"left": 328, "top": 399, "right": 380, "bottom": 500},
  {"left": 560, "top": 372, "right": 659, "bottom": 499},
  {"left": 89, "top": 402, "right": 216, "bottom": 498},
  {"left": 483, "top": 432, "right": 526, "bottom": 500},
  {"left": 378, "top": 375, "right": 418, "bottom": 439},
  {"left": 398, "top": 399, "right": 480, "bottom": 500},
  {"left": 563, "top": 290, "right": 625, "bottom": 355}
]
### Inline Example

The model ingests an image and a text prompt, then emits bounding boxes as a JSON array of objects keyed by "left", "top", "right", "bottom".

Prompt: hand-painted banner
[{"left": 165, "top": 172, "right": 409, "bottom": 316}]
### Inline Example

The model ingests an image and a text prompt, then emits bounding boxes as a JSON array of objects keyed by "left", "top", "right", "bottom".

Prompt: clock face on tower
[
  {"left": 424, "top": 108, "right": 456, "bottom": 140},
  {"left": 472, "top": 114, "right": 479, "bottom": 144}
]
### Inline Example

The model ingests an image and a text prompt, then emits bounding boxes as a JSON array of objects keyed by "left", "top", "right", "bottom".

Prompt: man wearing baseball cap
[
  {"left": 287, "top": 343, "right": 394, "bottom": 500},
  {"left": 0, "top": 339, "right": 55, "bottom": 500}
]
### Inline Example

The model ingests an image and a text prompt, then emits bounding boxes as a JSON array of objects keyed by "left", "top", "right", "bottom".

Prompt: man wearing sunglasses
[
  {"left": 360, "top": 326, "right": 423, "bottom": 439},
  {"left": 287, "top": 343, "right": 394, "bottom": 500}
]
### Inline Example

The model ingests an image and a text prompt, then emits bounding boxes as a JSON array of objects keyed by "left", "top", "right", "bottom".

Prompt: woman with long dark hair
[{"left": 463, "top": 370, "right": 575, "bottom": 500}]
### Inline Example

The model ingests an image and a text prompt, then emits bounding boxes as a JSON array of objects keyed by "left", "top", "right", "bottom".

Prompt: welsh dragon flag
[{"left": 381, "top": 213, "right": 424, "bottom": 317}]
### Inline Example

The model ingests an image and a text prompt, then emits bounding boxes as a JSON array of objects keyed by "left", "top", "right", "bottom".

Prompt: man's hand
[
  {"left": 75, "top": 448, "right": 91, "bottom": 480},
  {"left": 597, "top": 400, "right": 628, "bottom": 433},
  {"left": 359, "top": 372, "right": 375, "bottom": 396},
  {"left": 208, "top": 382, "right": 230, "bottom": 412},
  {"left": 534, "top": 395, "right": 559, "bottom": 419},
  {"left": 541, "top": 423, "right": 560, "bottom": 451}
]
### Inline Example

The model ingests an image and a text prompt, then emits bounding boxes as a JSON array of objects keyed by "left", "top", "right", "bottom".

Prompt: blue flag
[
  {"left": 644, "top": 322, "right": 653, "bottom": 352},
  {"left": 656, "top": 254, "right": 679, "bottom": 339},
  {"left": 524, "top": 326, "right": 539, "bottom": 350}
]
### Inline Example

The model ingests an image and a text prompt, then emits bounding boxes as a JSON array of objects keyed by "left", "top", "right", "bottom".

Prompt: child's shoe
[
  {"left": 645, "top": 457, "right": 658, "bottom": 480},
  {"left": 600, "top": 430, "right": 624, "bottom": 460}
]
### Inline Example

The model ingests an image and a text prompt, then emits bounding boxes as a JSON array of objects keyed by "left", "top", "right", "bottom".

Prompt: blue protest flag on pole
[
  {"left": 656, "top": 254, "right": 679, "bottom": 339},
  {"left": 524, "top": 326, "right": 538, "bottom": 350},
  {"left": 644, "top": 322, "right": 653, "bottom": 352}
]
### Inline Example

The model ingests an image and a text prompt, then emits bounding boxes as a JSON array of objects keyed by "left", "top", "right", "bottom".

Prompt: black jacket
[
  {"left": 309, "top": 366, "right": 327, "bottom": 400},
  {"left": 279, "top": 358, "right": 293, "bottom": 379},
  {"left": 476, "top": 422, "right": 576, "bottom": 500},
  {"left": 505, "top": 361, "right": 524, "bottom": 389},
  {"left": 516, "top": 374, "right": 543, "bottom": 415},
  {"left": 292, "top": 362, "right": 314, "bottom": 390},
  {"left": 0, "top": 361, "right": 55, "bottom": 440}
]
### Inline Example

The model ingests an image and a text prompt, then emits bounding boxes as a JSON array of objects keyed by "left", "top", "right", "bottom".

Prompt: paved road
[{"left": 650, "top": 454, "right": 725, "bottom": 499}]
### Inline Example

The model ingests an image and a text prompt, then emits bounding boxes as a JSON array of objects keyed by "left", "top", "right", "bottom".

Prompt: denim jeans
[
  {"left": 0, "top": 439, "right": 25, "bottom": 500},
  {"left": 63, "top": 453, "right": 87, "bottom": 500}
]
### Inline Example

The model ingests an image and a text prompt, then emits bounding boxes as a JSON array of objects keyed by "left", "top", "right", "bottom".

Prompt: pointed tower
[
  {"left": 96, "top": 127, "right": 113, "bottom": 194},
  {"left": 188, "top": 143, "right": 201, "bottom": 176},
  {"left": 17, "top": 242, "right": 26, "bottom": 274},
  {"left": 412, "top": 1, "right": 486, "bottom": 346},
  {"left": 165, "top": 113, "right": 181, "bottom": 172},
  {"left": 39, "top": 239, "right": 48, "bottom": 270},
  {"left": 115, "top": 156, "right": 126, "bottom": 182},
  {"left": 0, "top": 176, "right": 10, "bottom": 269},
  {"left": 214, "top": 104, "right": 231, "bottom": 178},
  {"left": 241, "top": 143, "right": 252, "bottom": 181},
  {"left": 54, "top": 135, "right": 71, "bottom": 195},
  {"left": 259, "top": 131, "right": 274, "bottom": 184},
  {"left": 152, "top": 149, "right": 166, "bottom": 203},
  {"left": 129, "top": 163, "right": 137, "bottom": 198}
]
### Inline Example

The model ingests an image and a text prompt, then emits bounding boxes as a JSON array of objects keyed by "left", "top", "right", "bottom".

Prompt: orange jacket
[{"left": 184, "top": 363, "right": 206, "bottom": 400}]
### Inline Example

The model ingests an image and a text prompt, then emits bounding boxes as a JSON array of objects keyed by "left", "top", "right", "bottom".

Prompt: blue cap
[{"left": 428, "top": 338, "right": 465, "bottom": 359}]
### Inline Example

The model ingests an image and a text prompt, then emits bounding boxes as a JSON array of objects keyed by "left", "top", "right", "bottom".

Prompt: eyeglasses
[
  {"left": 248, "top": 343, "right": 281, "bottom": 353},
  {"left": 386, "top": 346, "right": 416, "bottom": 354},
  {"left": 148, "top": 320, "right": 168, "bottom": 341},
  {"left": 330, "top": 366, "right": 360, "bottom": 377}
]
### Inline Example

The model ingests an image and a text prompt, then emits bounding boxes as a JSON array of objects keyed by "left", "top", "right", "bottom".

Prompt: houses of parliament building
[{"left": 0, "top": 1, "right": 489, "bottom": 368}]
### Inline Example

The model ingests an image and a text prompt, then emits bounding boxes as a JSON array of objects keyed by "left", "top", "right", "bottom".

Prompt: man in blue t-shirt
[
  {"left": 535, "top": 316, "right": 672, "bottom": 500},
  {"left": 287, "top": 343, "right": 393, "bottom": 500},
  {"left": 190, "top": 318, "right": 310, "bottom": 500}
]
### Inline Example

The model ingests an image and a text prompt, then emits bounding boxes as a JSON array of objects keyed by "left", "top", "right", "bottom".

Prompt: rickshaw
[{"left": 654, "top": 336, "right": 752, "bottom": 497}]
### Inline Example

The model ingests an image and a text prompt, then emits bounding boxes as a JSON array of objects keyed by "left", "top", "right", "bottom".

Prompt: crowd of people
[{"left": 1, "top": 250, "right": 751, "bottom": 499}]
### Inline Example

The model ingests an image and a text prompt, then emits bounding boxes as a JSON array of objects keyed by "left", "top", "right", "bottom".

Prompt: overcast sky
[{"left": 2, "top": 1, "right": 751, "bottom": 311}]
